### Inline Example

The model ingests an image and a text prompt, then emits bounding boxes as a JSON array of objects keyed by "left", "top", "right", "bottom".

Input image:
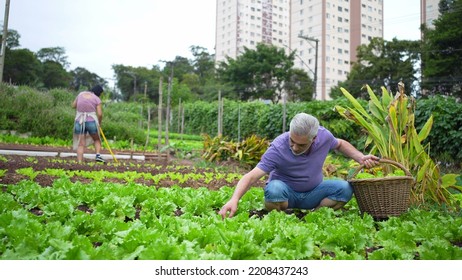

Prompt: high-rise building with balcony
[{"left": 215, "top": 0, "right": 384, "bottom": 100}]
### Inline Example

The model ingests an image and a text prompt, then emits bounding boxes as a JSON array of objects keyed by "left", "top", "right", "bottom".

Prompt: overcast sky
[{"left": 1, "top": 0, "right": 422, "bottom": 84}]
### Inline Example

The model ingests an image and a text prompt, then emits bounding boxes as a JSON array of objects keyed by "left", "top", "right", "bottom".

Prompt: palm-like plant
[{"left": 335, "top": 82, "right": 450, "bottom": 206}]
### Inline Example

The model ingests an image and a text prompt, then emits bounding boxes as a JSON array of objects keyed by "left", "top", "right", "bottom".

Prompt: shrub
[
  {"left": 0, "top": 84, "right": 147, "bottom": 145},
  {"left": 202, "top": 134, "right": 269, "bottom": 167}
]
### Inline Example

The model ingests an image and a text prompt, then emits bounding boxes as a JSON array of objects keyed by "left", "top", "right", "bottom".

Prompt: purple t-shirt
[
  {"left": 74, "top": 91, "right": 101, "bottom": 122},
  {"left": 256, "top": 127, "right": 339, "bottom": 192}
]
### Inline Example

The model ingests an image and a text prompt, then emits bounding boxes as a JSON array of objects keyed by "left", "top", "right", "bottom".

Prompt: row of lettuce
[
  {"left": 1, "top": 84, "right": 461, "bottom": 165},
  {"left": 1, "top": 177, "right": 461, "bottom": 260}
]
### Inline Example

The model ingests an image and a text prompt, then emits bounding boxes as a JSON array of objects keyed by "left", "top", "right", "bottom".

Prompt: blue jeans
[
  {"left": 264, "top": 179, "right": 353, "bottom": 209},
  {"left": 74, "top": 121, "right": 98, "bottom": 135}
]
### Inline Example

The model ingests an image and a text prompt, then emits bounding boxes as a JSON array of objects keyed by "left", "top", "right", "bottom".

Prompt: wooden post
[
  {"left": 144, "top": 105, "right": 151, "bottom": 153},
  {"left": 157, "top": 77, "right": 163, "bottom": 160},
  {"left": 165, "top": 70, "right": 172, "bottom": 161},
  {"left": 218, "top": 90, "right": 222, "bottom": 137},
  {"left": 220, "top": 94, "right": 224, "bottom": 136},
  {"left": 177, "top": 98, "right": 181, "bottom": 134},
  {"left": 0, "top": 0, "right": 11, "bottom": 82},
  {"left": 238, "top": 102, "right": 241, "bottom": 142},
  {"left": 181, "top": 105, "right": 185, "bottom": 140}
]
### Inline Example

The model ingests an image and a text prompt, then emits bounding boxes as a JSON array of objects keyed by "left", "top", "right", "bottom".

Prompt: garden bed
[
  {"left": 1, "top": 143, "right": 461, "bottom": 260},
  {"left": 0, "top": 143, "right": 261, "bottom": 189}
]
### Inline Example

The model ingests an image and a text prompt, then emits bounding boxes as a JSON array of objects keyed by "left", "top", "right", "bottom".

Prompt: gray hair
[{"left": 289, "top": 113, "right": 319, "bottom": 139}]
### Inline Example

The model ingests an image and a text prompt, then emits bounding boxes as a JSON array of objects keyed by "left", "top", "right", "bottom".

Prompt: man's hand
[
  {"left": 218, "top": 200, "right": 238, "bottom": 219},
  {"left": 359, "top": 154, "right": 380, "bottom": 169}
]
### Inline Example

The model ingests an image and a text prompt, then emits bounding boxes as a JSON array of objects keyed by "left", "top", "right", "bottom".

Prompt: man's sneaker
[{"left": 96, "top": 154, "right": 105, "bottom": 163}]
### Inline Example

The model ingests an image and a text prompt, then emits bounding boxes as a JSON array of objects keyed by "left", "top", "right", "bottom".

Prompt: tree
[
  {"left": 285, "top": 68, "right": 314, "bottom": 102},
  {"left": 0, "top": 28, "right": 20, "bottom": 49},
  {"left": 217, "top": 43, "right": 295, "bottom": 103},
  {"left": 1, "top": 29, "right": 42, "bottom": 85},
  {"left": 162, "top": 77, "right": 195, "bottom": 106},
  {"left": 41, "top": 60, "right": 72, "bottom": 89},
  {"left": 70, "top": 67, "right": 105, "bottom": 92},
  {"left": 36, "top": 47, "right": 70, "bottom": 69},
  {"left": 190, "top": 46, "right": 215, "bottom": 84},
  {"left": 3, "top": 48, "right": 42, "bottom": 85},
  {"left": 421, "top": 0, "right": 462, "bottom": 98},
  {"left": 161, "top": 56, "right": 194, "bottom": 84},
  {"left": 113, "top": 64, "right": 162, "bottom": 102},
  {"left": 330, "top": 38, "right": 420, "bottom": 99},
  {"left": 181, "top": 72, "right": 201, "bottom": 95}
]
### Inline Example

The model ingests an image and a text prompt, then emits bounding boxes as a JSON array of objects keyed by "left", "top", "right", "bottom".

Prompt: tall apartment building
[
  {"left": 215, "top": 0, "right": 384, "bottom": 100},
  {"left": 421, "top": 0, "right": 440, "bottom": 30}
]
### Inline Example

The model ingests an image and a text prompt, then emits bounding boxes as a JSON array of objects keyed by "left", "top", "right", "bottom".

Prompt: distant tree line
[
  {"left": 0, "top": 30, "right": 106, "bottom": 91},
  {"left": 1, "top": 0, "right": 462, "bottom": 101}
]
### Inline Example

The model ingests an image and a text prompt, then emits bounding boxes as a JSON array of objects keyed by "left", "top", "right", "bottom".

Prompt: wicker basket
[{"left": 348, "top": 159, "right": 415, "bottom": 219}]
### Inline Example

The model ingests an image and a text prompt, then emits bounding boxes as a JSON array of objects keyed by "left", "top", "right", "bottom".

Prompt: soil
[{"left": 0, "top": 143, "right": 261, "bottom": 188}]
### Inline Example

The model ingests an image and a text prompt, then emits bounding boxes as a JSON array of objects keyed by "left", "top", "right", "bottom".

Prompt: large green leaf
[{"left": 418, "top": 115, "right": 433, "bottom": 142}]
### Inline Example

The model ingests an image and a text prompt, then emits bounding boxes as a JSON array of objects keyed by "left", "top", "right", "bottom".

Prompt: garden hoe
[{"left": 99, "top": 126, "right": 118, "bottom": 163}]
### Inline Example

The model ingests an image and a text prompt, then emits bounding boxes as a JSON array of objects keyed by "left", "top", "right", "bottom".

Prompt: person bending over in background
[
  {"left": 219, "top": 112, "right": 379, "bottom": 219},
  {"left": 72, "top": 85, "right": 105, "bottom": 163}
]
